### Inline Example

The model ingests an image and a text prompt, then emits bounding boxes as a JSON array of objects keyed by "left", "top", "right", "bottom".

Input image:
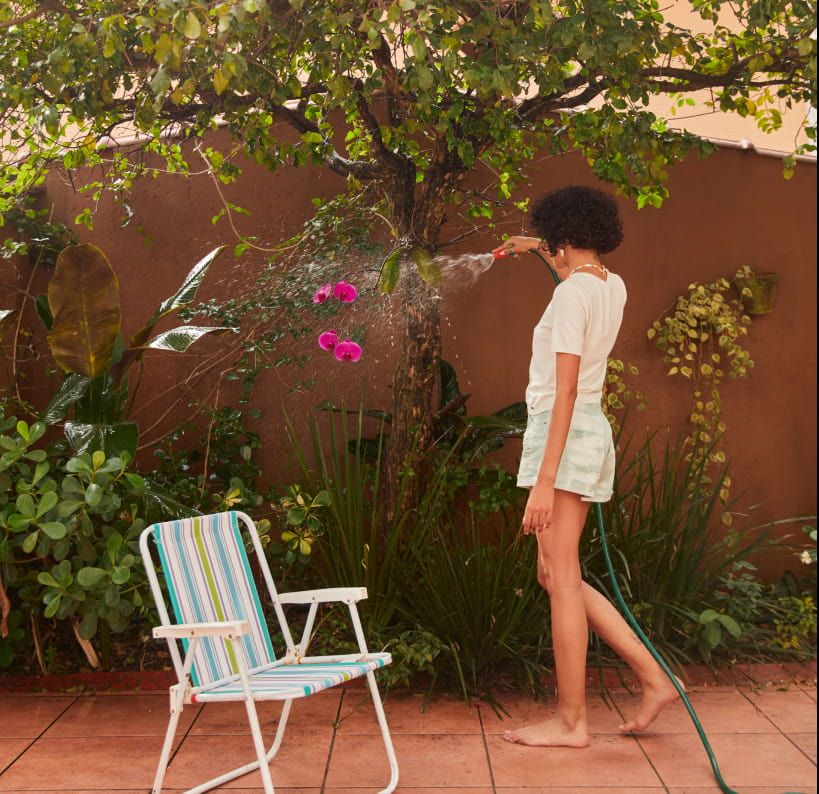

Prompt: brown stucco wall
[{"left": 4, "top": 129, "right": 816, "bottom": 577}]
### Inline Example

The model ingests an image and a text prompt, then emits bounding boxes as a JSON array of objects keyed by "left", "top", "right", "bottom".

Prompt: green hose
[{"left": 527, "top": 250, "right": 747, "bottom": 793}]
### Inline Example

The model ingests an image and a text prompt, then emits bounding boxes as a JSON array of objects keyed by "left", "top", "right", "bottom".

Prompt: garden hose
[{"left": 527, "top": 248, "right": 747, "bottom": 794}]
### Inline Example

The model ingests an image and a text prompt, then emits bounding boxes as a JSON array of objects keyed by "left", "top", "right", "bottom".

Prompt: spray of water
[{"left": 433, "top": 251, "right": 496, "bottom": 287}]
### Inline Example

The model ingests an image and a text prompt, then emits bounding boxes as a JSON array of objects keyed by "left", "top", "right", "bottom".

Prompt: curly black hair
[{"left": 530, "top": 186, "right": 623, "bottom": 255}]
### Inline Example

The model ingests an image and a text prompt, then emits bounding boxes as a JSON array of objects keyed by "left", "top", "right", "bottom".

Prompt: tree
[{"left": 0, "top": 0, "right": 815, "bottom": 501}]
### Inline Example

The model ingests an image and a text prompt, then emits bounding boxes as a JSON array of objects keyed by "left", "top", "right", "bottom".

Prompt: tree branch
[{"left": 0, "top": 0, "right": 68, "bottom": 30}]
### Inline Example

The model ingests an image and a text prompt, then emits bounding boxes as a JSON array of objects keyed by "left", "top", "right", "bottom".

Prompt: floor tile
[
  {"left": 325, "top": 733, "right": 491, "bottom": 788},
  {"left": 497, "top": 789, "right": 666, "bottom": 793},
  {"left": 165, "top": 734, "right": 331, "bottom": 789},
  {"left": 613, "top": 689, "right": 778, "bottom": 734},
  {"left": 668, "top": 789, "right": 817, "bottom": 794},
  {"left": 743, "top": 688, "right": 818, "bottom": 733},
  {"left": 799, "top": 686, "right": 817, "bottom": 702},
  {"left": 336, "top": 692, "right": 482, "bottom": 734},
  {"left": 191, "top": 692, "right": 340, "bottom": 735},
  {"left": 787, "top": 732, "right": 817, "bottom": 763},
  {"left": 329, "top": 790, "right": 493, "bottom": 793},
  {"left": 0, "top": 696, "right": 75, "bottom": 738},
  {"left": 486, "top": 733, "right": 662, "bottom": 788},
  {"left": 0, "top": 736, "right": 160, "bottom": 790},
  {"left": 0, "top": 738, "right": 31, "bottom": 775},
  {"left": 480, "top": 693, "right": 626, "bottom": 734},
  {"left": 45, "top": 694, "right": 200, "bottom": 737},
  {"left": 638, "top": 732, "right": 818, "bottom": 788}
]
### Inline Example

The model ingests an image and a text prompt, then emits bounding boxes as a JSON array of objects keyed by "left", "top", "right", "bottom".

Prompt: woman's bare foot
[
  {"left": 503, "top": 714, "right": 590, "bottom": 748},
  {"left": 619, "top": 673, "right": 684, "bottom": 733}
]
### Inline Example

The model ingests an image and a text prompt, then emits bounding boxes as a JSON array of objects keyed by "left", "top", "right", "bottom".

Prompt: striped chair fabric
[
  {"left": 152, "top": 512, "right": 275, "bottom": 687},
  {"left": 193, "top": 659, "right": 389, "bottom": 702}
]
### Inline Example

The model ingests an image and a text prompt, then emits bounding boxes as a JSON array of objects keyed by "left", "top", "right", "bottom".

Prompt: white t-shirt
[{"left": 525, "top": 271, "right": 627, "bottom": 413}]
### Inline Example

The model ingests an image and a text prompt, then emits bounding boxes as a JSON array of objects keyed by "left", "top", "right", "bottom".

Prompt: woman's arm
[{"left": 522, "top": 353, "right": 580, "bottom": 533}]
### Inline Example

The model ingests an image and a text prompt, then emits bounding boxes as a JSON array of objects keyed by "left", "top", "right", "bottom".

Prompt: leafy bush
[{"left": 0, "top": 410, "right": 151, "bottom": 670}]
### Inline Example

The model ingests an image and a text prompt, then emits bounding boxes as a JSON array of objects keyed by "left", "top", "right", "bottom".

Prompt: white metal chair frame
[{"left": 139, "top": 510, "right": 399, "bottom": 794}]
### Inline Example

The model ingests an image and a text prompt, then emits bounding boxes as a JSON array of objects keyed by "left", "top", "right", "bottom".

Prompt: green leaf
[
  {"left": 183, "top": 12, "right": 202, "bottom": 39},
  {"left": 715, "top": 614, "right": 742, "bottom": 638},
  {"left": 213, "top": 68, "right": 230, "bottom": 95},
  {"left": 36, "top": 491, "right": 59, "bottom": 518},
  {"left": 47, "top": 245, "right": 121, "bottom": 379},
  {"left": 35, "top": 294, "right": 53, "bottom": 330},
  {"left": 311, "top": 490, "right": 331, "bottom": 508},
  {"left": 40, "top": 521, "right": 67, "bottom": 540},
  {"left": 44, "top": 594, "right": 61, "bottom": 618},
  {"left": 79, "top": 610, "right": 98, "bottom": 640},
  {"left": 131, "top": 246, "right": 226, "bottom": 347},
  {"left": 377, "top": 248, "right": 402, "bottom": 294},
  {"left": 76, "top": 567, "right": 108, "bottom": 587},
  {"left": 22, "top": 531, "right": 39, "bottom": 553},
  {"left": 144, "top": 325, "right": 232, "bottom": 352},
  {"left": 107, "top": 532, "right": 123, "bottom": 559},
  {"left": 40, "top": 373, "right": 91, "bottom": 425},
  {"left": 85, "top": 483, "right": 103, "bottom": 507},
  {"left": 64, "top": 421, "right": 138, "bottom": 458},
  {"left": 703, "top": 620, "right": 722, "bottom": 648},
  {"left": 37, "top": 572, "right": 60, "bottom": 588},
  {"left": 410, "top": 247, "right": 441, "bottom": 287},
  {"left": 16, "top": 493, "right": 35, "bottom": 518},
  {"left": 111, "top": 565, "right": 130, "bottom": 584}
]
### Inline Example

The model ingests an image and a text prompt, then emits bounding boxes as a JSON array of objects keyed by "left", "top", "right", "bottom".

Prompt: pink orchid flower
[
  {"left": 333, "top": 280, "right": 358, "bottom": 303},
  {"left": 317, "top": 330, "right": 339, "bottom": 351},
  {"left": 312, "top": 283, "right": 333, "bottom": 304},
  {"left": 334, "top": 339, "right": 363, "bottom": 362}
]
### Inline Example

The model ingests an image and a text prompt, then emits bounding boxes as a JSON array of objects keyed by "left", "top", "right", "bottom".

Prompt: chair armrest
[
  {"left": 278, "top": 587, "right": 368, "bottom": 605},
  {"left": 153, "top": 620, "right": 249, "bottom": 639}
]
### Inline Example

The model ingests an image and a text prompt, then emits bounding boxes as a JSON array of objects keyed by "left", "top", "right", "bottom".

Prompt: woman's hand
[
  {"left": 491, "top": 235, "right": 540, "bottom": 258},
  {"left": 522, "top": 482, "right": 555, "bottom": 534}
]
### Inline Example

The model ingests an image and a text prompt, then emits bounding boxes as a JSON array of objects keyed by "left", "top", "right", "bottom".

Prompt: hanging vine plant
[{"left": 648, "top": 277, "right": 754, "bottom": 513}]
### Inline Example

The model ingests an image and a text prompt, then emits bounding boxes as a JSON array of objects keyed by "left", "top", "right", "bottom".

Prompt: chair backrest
[{"left": 146, "top": 511, "right": 276, "bottom": 687}]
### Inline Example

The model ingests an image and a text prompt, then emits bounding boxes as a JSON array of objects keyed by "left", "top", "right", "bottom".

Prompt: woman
[{"left": 492, "top": 186, "right": 680, "bottom": 748}]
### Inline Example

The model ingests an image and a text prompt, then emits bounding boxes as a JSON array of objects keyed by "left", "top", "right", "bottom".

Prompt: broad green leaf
[
  {"left": 40, "top": 521, "right": 67, "bottom": 540},
  {"left": 35, "top": 294, "right": 53, "bottom": 329},
  {"left": 64, "top": 421, "right": 138, "bottom": 458},
  {"left": 77, "top": 567, "right": 108, "bottom": 587},
  {"left": 716, "top": 614, "right": 742, "bottom": 638},
  {"left": 111, "top": 565, "right": 130, "bottom": 584},
  {"left": 37, "top": 571, "right": 60, "bottom": 588},
  {"left": 44, "top": 595, "right": 61, "bottom": 618},
  {"left": 131, "top": 246, "right": 226, "bottom": 347},
  {"left": 40, "top": 373, "right": 91, "bottom": 425},
  {"left": 79, "top": 610, "right": 99, "bottom": 639},
  {"left": 47, "top": 245, "right": 121, "bottom": 378},
  {"left": 213, "top": 68, "right": 230, "bottom": 95},
  {"left": 311, "top": 490, "right": 331, "bottom": 507},
  {"left": 183, "top": 12, "right": 201, "bottom": 39},
  {"left": 16, "top": 493, "right": 35, "bottom": 518},
  {"left": 410, "top": 247, "right": 441, "bottom": 287},
  {"left": 85, "top": 482, "right": 103, "bottom": 507},
  {"left": 377, "top": 248, "right": 402, "bottom": 294},
  {"left": 36, "top": 491, "right": 59, "bottom": 517},
  {"left": 22, "top": 531, "right": 39, "bottom": 553},
  {"left": 144, "top": 325, "right": 232, "bottom": 352},
  {"left": 106, "top": 531, "right": 123, "bottom": 559}
]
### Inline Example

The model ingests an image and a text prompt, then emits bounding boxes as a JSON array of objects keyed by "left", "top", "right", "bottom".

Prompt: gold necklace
[{"left": 570, "top": 262, "right": 608, "bottom": 277}]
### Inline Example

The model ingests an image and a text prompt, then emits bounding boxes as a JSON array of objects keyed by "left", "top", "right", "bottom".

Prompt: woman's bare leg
[
  {"left": 578, "top": 581, "right": 682, "bottom": 732},
  {"left": 504, "top": 490, "right": 591, "bottom": 747}
]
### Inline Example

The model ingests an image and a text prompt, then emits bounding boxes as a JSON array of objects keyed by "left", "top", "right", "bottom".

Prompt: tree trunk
[{"left": 385, "top": 265, "right": 442, "bottom": 512}]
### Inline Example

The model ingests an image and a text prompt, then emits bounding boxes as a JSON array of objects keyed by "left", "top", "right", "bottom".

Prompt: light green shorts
[{"left": 517, "top": 402, "right": 615, "bottom": 502}]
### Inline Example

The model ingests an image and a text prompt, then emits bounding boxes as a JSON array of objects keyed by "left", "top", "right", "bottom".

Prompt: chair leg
[
  {"left": 152, "top": 687, "right": 185, "bottom": 794},
  {"left": 265, "top": 699, "right": 292, "bottom": 763},
  {"left": 365, "top": 671, "right": 399, "bottom": 794},
  {"left": 244, "top": 695, "right": 276, "bottom": 793}
]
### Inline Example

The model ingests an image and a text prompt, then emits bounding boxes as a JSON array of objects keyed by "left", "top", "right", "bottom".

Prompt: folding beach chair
[{"left": 139, "top": 510, "right": 398, "bottom": 794}]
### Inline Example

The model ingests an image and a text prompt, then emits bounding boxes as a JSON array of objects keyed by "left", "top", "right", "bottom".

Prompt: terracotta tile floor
[{"left": 0, "top": 679, "right": 815, "bottom": 793}]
